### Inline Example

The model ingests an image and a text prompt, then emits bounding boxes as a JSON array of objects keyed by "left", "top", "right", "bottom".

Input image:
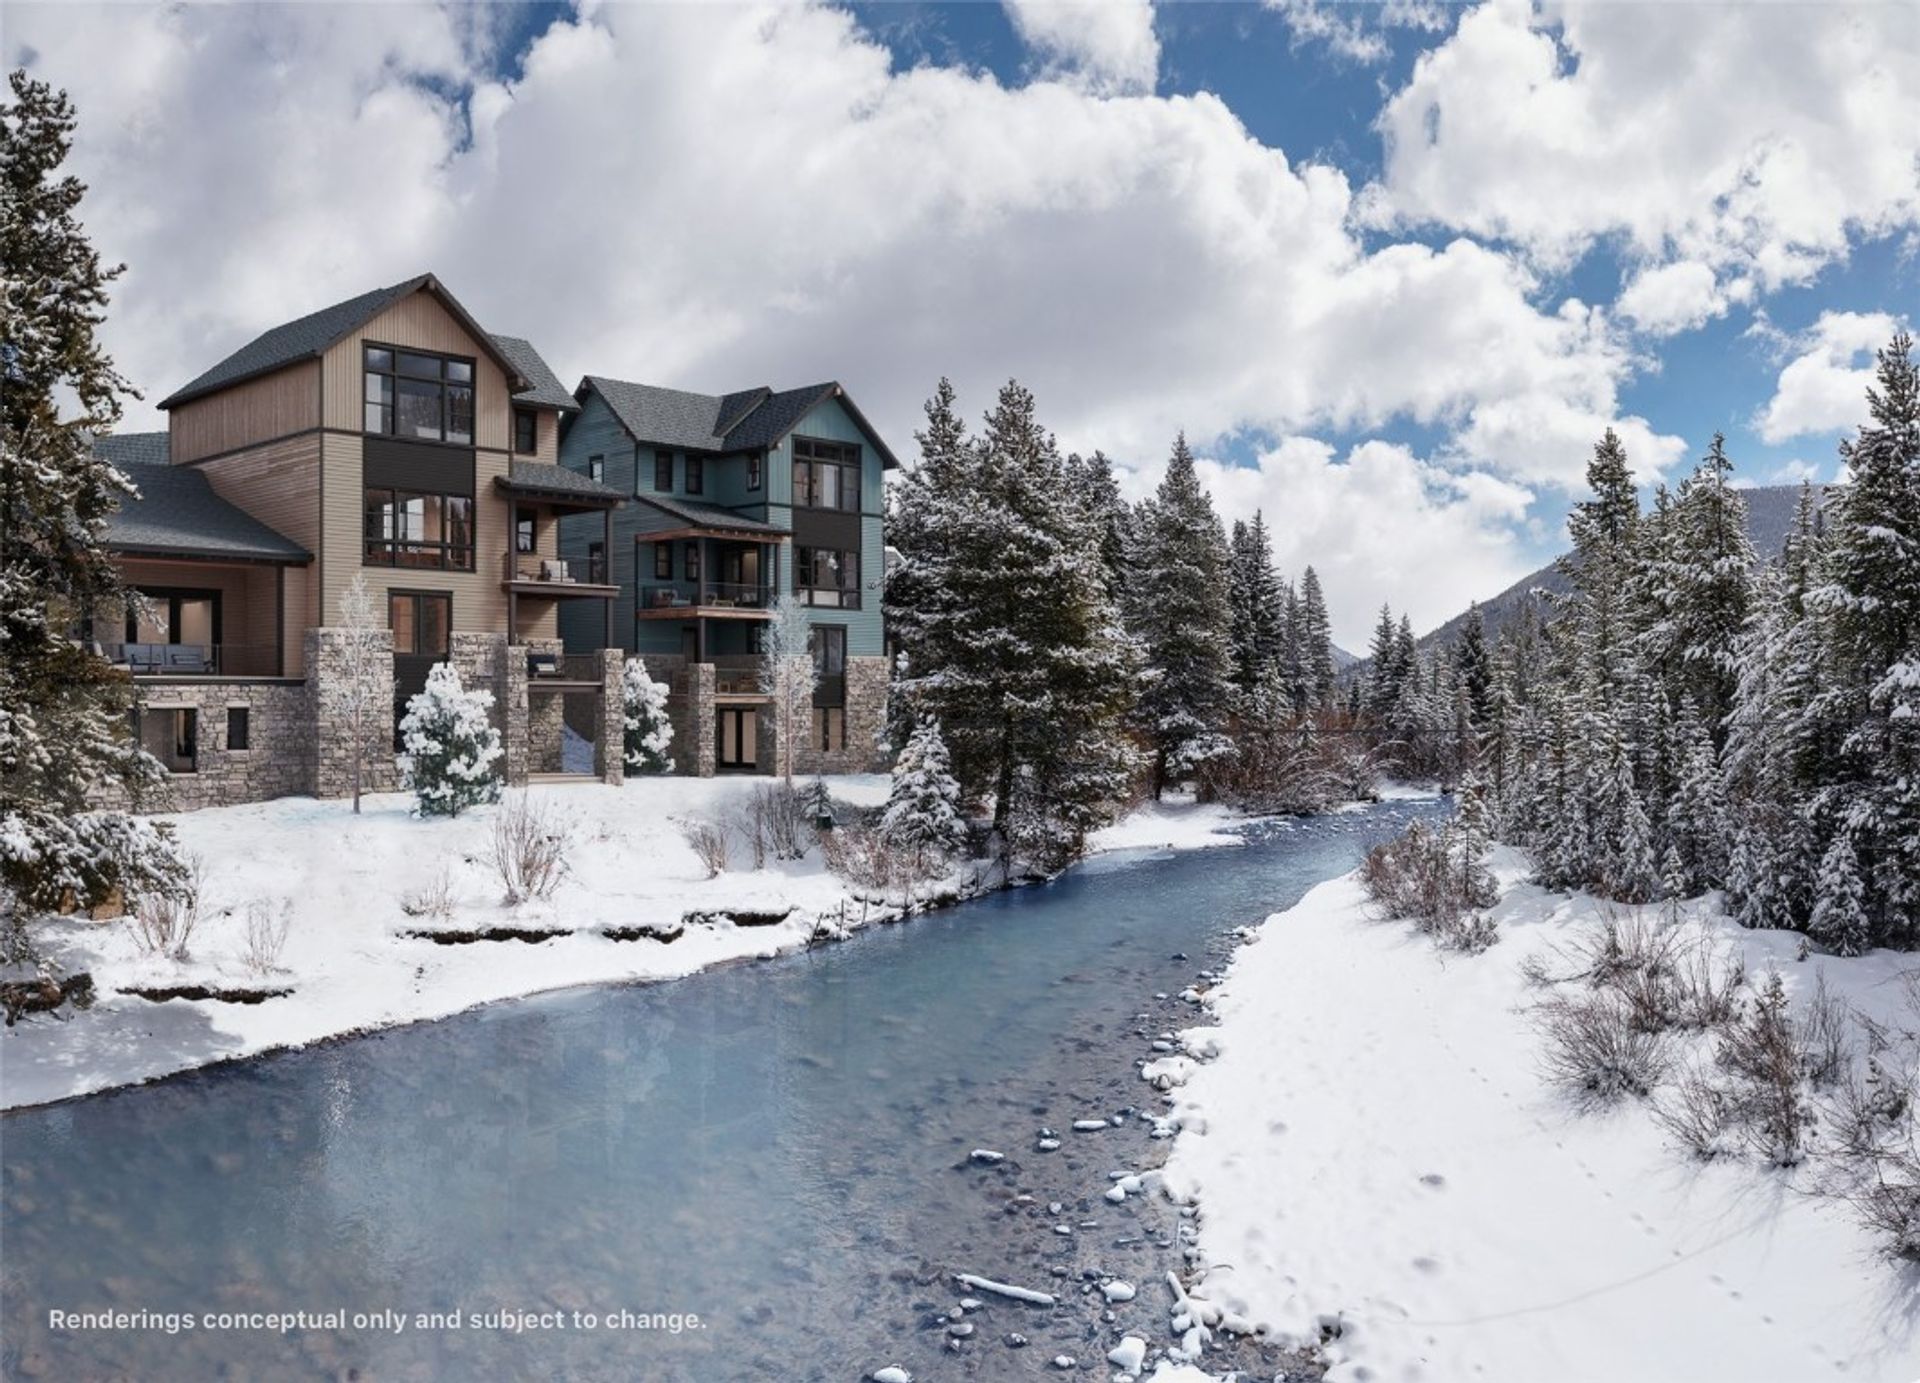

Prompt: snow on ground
[
  {"left": 1, "top": 776, "right": 1251, "bottom": 1111},
  {"left": 1153, "top": 848, "right": 1920, "bottom": 1383},
  {"left": 1087, "top": 794, "right": 1250, "bottom": 853}
]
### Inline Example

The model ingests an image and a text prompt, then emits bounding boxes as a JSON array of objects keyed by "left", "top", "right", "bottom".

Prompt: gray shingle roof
[
  {"left": 582, "top": 375, "right": 899, "bottom": 467},
  {"left": 634, "top": 494, "right": 790, "bottom": 537},
  {"left": 492, "top": 334, "right": 579, "bottom": 413},
  {"left": 97, "top": 448, "right": 311, "bottom": 564},
  {"left": 158, "top": 274, "right": 531, "bottom": 410},
  {"left": 497, "top": 461, "right": 626, "bottom": 504}
]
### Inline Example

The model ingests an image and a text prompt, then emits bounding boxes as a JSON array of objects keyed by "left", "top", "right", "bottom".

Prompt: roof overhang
[{"left": 109, "top": 543, "right": 311, "bottom": 567}]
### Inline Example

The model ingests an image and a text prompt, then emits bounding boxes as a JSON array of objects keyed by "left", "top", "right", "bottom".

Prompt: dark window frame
[
  {"left": 363, "top": 343, "right": 476, "bottom": 446},
  {"left": 685, "top": 454, "right": 704, "bottom": 495},
  {"left": 654, "top": 450, "right": 674, "bottom": 492},
  {"left": 791, "top": 436, "right": 861, "bottom": 512},
  {"left": 387, "top": 590, "right": 453, "bottom": 657},
  {"left": 363, "top": 487, "right": 476, "bottom": 571},
  {"left": 125, "top": 586, "right": 224, "bottom": 646},
  {"left": 746, "top": 451, "right": 762, "bottom": 490},
  {"left": 226, "top": 705, "right": 250, "bottom": 753},
  {"left": 653, "top": 541, "right": 673, "bottom": 581},
  {"left": 810, "top": 625, "right": 847, "bottom": 678},
  {"left": 587, "top": 453, "right": 605, "bottom": 483},
  {"left": 514, "top": 506, "right": 537, "bottom": 556},
  {"left": 513, "top": 408, "right": 538, "bottom": 455},
  {"left": 794, "top": 546, "right": 861, "bottom": 608},
  {"left": 813, "top": 706, "right": 845, "bottom": 752},
  {"left": 586, "top": 540, "right": 606, "bottom": 584},
  {"left": 684, "top": 541, "right": 701, "bottom": 581}
]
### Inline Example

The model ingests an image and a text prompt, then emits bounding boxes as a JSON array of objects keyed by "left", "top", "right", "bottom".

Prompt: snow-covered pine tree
[
  {"left": 620, "top": 656, "right": 674, "bottom": 773},
  {"left": 1129, "top": 433, "right": 1236, "bottom": 797},
  {"left": 0, "top": 72, "right": 185, "bottom": 926},
  {"left": 399, "top": 663, "right": 503, "bottom": 817},
  {"left": 1643, "top": 434, "right": 1754, "bottom": 736},
  {"left": 1066, "top": 449, "right": 1133, "bottom": 607},
  {"left": 1297, "top": 566, "right": 1337, "bottom": 709},
  {"left": 1555, "top": 429, "right": 1641, "bottom": 703},
  {"left": 881, "top": 716, "right": 967, "bottom": 883},
  {"left": 1364, "top": 603, "right": 1402, "bottom": 723},
  {"left": 893, "top": 380, "right": 1140, "bottom": 865},
  {"left": 1453, "top": 603, "right": 1493, "bottom": 731},
  {"left": 1809, "top": 832, "right": 1870, "bottom": 958},
  {"left": 1806, "top": 332, "right": 1920, "bottom": 944},
  {"left": 1669, "top": 699, "right": 1728, "bottom": 891},
  {"left": 1226, "top": 520, "right": 1261, "bottom": 694},
  {"left": 1449, "top": 771, "right": 1499, "bottom": 910}
]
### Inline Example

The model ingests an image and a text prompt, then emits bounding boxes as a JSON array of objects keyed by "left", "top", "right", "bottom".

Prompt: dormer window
[{"left": 365, "top": 345, "right": 474, "bottom": 446}]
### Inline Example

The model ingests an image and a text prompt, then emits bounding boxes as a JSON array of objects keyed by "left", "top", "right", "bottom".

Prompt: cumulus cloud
[
  {"left": 1362, "top": 0, "right": 1920, "bottom": 300},
  {"left": 1267, "top": 0, "right": 1449, "bottom": 66},
  {"left": 1003, "top": 0, "right": 1160, "bottom": 93},
  {"left": 1756, "top": 310, "right": 1904, "bottom": 443}
]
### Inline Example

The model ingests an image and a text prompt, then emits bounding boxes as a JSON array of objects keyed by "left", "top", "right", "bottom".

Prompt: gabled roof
[
  {"left": 579, "top": 376, "right": 900, "bottom": 469},
  {"left": 158, "top": 274, "right": 532, "bottom": 410},
  {"left": 633, "top": 493, "right": 791, "bottom": 538},
  {"left": 492, "top": 335, "right": 579, "bottom": 414},
  {"left": 93, "top": 439, "right": 310, "bottom": 564}
]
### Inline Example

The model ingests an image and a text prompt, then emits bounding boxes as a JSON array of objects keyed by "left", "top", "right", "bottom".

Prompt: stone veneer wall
[
  {"left": 124, "top": 679, "right": 314, "bottom": 813},
  {"left": 597, "top": 649, "right": 624, "bottom": 785},
  {"left": 307, "top": 626, "right": 397, "bottom": 800},
  {"left": 793, "top": 655, "right": 892, "bottom": 776}
]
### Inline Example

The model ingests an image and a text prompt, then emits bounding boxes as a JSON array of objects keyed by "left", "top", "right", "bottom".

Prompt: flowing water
[{"left": 1, "top": 800, "right": 1442, "bottom": 1382}]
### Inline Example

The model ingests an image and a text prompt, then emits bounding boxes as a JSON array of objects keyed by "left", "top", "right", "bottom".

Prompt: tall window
[
  {"left": 513, "top": 408, "right": 538, "bottom": 454},
  {"left": 587, "top": 453, "right": 605, "bottom": 483},
  {"left": 654, "top": 451, "right": 674, "bottom": 492},
  {"left": 746, "top": 451, "right": 762, "bottom": 490},
  {"left": 813, "top": 707, "right": 845, "bottom": 752},
  {"left": 686, "top": 455, "right": 704, "bottom": 495},
  {"left": 810, "top": 625, "right": 846, "bottom": 680},
  {"left": 364, "top": 489, "right": 475, "bottom": 570},
  {"left": 364, "top": 345, "right": 474, "bottom": 445},
  {"left": 514, "top": 507, "right": 536, "bottom": 555},
  {"left": 587, "top": 540, "right": 606, "bottom": 584},
  {"left": 791, "top": 436, "right": 860, "bottom": 511},
  {"left": 684, "top": 542, "right": 701, "bottom": 581},
  {"left": 388, "top": 592, "right": 451, "bottom": 655},
  {"left": 654, "top": 542, "right": 672, "bottom": 580},
  {"left": 795, "top": 546, "right": 860, "bottom": 608}
]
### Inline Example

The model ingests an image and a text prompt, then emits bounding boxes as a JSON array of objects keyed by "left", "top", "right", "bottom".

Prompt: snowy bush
[
  {"left": 490, "top": 791, "right": 573, "bottom": 904},
  {"left": 820, "top": 822, "right": 907, "bottom": 899},
  {"left": 1714, "top": 973, "right": 1815, "bottom": 1165},
  {"left": 678, "top": 817, "right": 728, "bottom": 878},
  {"left": 399, "top": 864, "right": 454, "bottom": 920},
  {"left": 1653, "top": 1065, "right": 1737, "bottom": 1160},
  {"left": 242, "top": 899, "right": 292, "bottom": 976},
  {"left": 1361, "top": 809, "right": 1498, "bottom": 949},
  {"left": 400, "top": 663, "right": 503, "bottom": 818},
  {"left": 620, "top": 657, "right": 674, "bottom": 774},
  {"left": 131, "top": 852, "right": 204, "bottom": 961},
  {"left": 734, "top": 783, "right": 811, "bottom": 865},
  {"left": 1539, "top": 989, "right": 1671, "bottom": 1101}
]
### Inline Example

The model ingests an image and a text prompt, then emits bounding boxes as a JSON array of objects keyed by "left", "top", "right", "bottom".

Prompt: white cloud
[
  {"left": 1002, "top": 0, "right": 1160, "bottom": 94},
  {"left": 7, "top": 0, "right": 1702, "bottom": 631},
  {"left": 1362, "top": 0, "right": 1920, "bottom": 298},
  {"left": 1755, "top": 310, "right": 1903, "bottom": 443},
  {"left": 1617, "top": 260, "right": 1725, "bottom": 337},
  {"left": 1266, "top": 0, "right": 1449, "bottom": 66}
]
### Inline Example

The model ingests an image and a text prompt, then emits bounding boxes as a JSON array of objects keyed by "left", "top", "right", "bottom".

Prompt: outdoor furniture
[{"left": 528, "top": 652, "right": 561, "bottom": 678}]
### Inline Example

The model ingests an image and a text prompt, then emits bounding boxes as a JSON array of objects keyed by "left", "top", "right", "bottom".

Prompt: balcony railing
[
  {"left": 636, "top": 583, "right": 772, "bottom": 612},
  {"left": 503, "top": 552, "right": 609, "bottom": 586},
  {"left": 104, "top": 642, "right": 282, "bottom": 678}
]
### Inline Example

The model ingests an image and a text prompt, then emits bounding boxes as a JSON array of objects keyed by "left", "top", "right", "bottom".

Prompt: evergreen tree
[
  {"left": 1065, "top": 449, "right": 1133, "bottom": 605},
  {"left": 1453, "top": 603, "right": 1493, "bottom": 729},
  {"left": 1364, "top": 603, "right": 1401, "bottom": 721},
  {"left": 1297, "top": 566, "right": 1336, "bottom": 709},
  {"left": 1642, "top": 434, "right": 1754, "bottom": 734},
  {"left": 1129, "top": 433, "right": 1236, "bottom": 796},
  {"left": 619, "top": 656, "right": 674, "bottom": 774},
  {"left": 399, "top": 663, "right": 503, "bottom": 817},
  {"left": 881, "top": 716, "right": 968, "bottom": 882},
  {"left": 1809, "top": 832, "right": 1870, "bottom": 958},
  {"left": 0, "top": 72, "right": 184, "bottom": 925}
]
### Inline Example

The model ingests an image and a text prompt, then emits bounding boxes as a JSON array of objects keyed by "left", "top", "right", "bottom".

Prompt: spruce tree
[
  {"left": 1297, "top": 566, "right": 1337, "bottom": 709},
  {"left": 1129, "top": 433, "right": 1236, "bottom": 796},
  {"left": 1809, "top": 832, "right": 1870, "bottom": 958},
  {"left": 1453, "top": 604, "right": 1493, "bottom": 729},
  {"left": 620, "top": 656, "right": 675, "bottom": 773},
  {"left": 399, "top": 664, "right": 503, "bottom": 817},
  {"left": 881, "top": 716, "right": 968, "bottom": 885},
  {"left": 0, "top": 72, "right": 184, "bottom": 926}
]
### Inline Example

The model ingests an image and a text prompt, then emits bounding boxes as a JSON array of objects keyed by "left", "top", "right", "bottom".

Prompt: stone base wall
[
  {"left": 793, "top": 656, "right": 892, "bottom": 776},
  {"left": 116, "top": 680, "right": 313, "bottom": 814},
  {"left": 308, "top": 627, "right": 397, "bottom": 800}
]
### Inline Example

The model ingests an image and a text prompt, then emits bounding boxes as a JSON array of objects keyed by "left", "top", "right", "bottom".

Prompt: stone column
[
  {"left": 688, "top": 663, "right": 716, "bottom": 778},
  {"left": 598, "top": 648, "right": 625, "bottom": 786},
  {"left": 845, "top": 655, "right": 892, "bottom": 772},
  {"left": 306, "top": 626, "right": 396, "bottom": 800}
]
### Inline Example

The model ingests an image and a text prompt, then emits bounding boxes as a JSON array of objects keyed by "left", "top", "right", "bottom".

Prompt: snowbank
[
  {"left": 1154, "top": 851, "right": 1920, "bottom": 1382},
  {"left": 1086, "top": 794, "right": 1249, "bottom": 854},
  {"left": 2, "top": 775, "right": 1241, "bottom": 1111}
]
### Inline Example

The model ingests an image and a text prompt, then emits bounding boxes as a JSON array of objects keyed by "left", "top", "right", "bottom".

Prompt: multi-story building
[
  {"left": 556, "top": 376, "right": 895, "bottom": 775},
  {"left": 89, "top": 273, "right": 629, "bottom": 810}
]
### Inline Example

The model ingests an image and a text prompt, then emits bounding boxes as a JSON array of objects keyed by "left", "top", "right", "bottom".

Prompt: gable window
[
  {"left": 792, "top": 436, "right": 860, "bottom": 512},
  {"left": 364, "top": 345, "right": 474, "bottom": 445},
  {"left": 653, "top": 542, "right": 672, "bottom": 581},
  {"left": 686, "top": 455, "right": 704, "bottom": 495},
  {"left": 388, "top": 592, "right": 452, "bottom": 656},
  {"left": 513, "top": 408, "right": 538, "bottom": 455},
  {"left": 364, "top": 489, "right": 475, "bottom": 570},
  {"left": 746, "top": 451, "right": 762, "bottom": 490},
  {"left": 587, "top": 453, "right": 605, "bottom": 483},
  {"left": 795, "top": 546, "right": 860, "bottom": 608},
  {"left": 654, "top": 451, "right": 674, "bottom": 492}
]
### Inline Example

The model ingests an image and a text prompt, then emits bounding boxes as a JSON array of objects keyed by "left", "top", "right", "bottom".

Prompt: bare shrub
[
  {"left": 242, "top": 899, "right": 293, "bottom": 975},
  {"left": 1851, "top": 1173, "right": 1920, "bottom": 1261},
  {"left": 399, "top": 863, "right": 454, "bottom": 920},
  {"left": 1715, "top": 972, "right": 1814, "bottom": 1166},
  {"left": 1671, "top": 936, "right": 1746, "bottom": 1030},
  {"left": 491, "top": 792, "right": 573, "bottom": 904},
  {"left": 1653, "top": 1066, "right": 1736, "bottom": 1160},
  {"left": 820, "top": 822, "right": 906, "bottom": 900},
  {"left": 1539, "top": 989, "right": 1670, "bottom": 1101},
  {"left": 132, "top": 852, "right": 205, "bottom": 960},
  {"left": 678, "top": 817, "right": 729, "bottom": 878},
  {"left": 1361, "top": 821, "right": 1452, "bottom": 931},
  {"left": 733, "top": 783, "right": 812, "bottom": 867},
  {"left": 1442, "top": 911, "right": 1500, "bottom": 954},
  {"left": 1802, "top": 973, "right": 1852, "bottom": 1089}
]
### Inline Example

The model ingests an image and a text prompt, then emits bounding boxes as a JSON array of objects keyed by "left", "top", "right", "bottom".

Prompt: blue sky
[{"left": 11, "top": 0, "right": 1917, "bottom": 641}]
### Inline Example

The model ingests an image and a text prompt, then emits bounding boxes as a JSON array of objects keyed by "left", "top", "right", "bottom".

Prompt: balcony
[
  {"left": 104, "top": 642, "right": 283, "bottom": 679},
  {"left": 501, "top": 551, "right": 614, "bottom": 591},
  {"left": 634, "top": 583, "right": 774, "bottom": 620}
]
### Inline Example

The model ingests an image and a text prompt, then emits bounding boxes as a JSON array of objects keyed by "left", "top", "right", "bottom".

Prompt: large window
[
  {"left": 795, "top": 546, "right": 860, "bottom": 608},
  {"left": 513, "top": 408, "right": 538, "bottom": 454},
  {"left": 364, "top": 489, "right": 475, "bottom": 570},
  {"left": 140, "top": 708, "right": 197, "bottom": 775},
  {"left": 364, "top": 345, "right": 474, "bottom": 445},
  {"left": 388, "top": 592, "right": 451, "bottom": 656},
  {"left": 792, "top": 436, "right": 860, "bottom": 511},
  {"left": 810, "top": 625, "right": 846, "bottom": 680}
]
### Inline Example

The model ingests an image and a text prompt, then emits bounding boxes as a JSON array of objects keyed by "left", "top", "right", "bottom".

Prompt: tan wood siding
[
  {"left": 195, "top": 435, "right": 322, "bottom": 674},
  {"left": 168, "top": 361, "right": 320, "bottom": 465},
  {"left": 320, "top": 292, "right": 512, "bottom": 452}
]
